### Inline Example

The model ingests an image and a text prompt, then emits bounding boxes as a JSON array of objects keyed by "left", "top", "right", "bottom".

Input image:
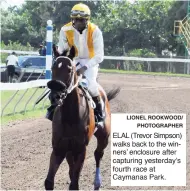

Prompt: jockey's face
[{"left": 72, "top": 18, "right": 87, "bottom": 32}]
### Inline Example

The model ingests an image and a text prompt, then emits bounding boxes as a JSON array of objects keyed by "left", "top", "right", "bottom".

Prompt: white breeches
[{"left": 74, "top": 58, "right": 99, "bottom": 97}]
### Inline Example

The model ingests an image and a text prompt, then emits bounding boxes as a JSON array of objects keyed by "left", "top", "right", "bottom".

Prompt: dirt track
[{"left": 2, "top": 73, "right": 190, "bottom": 190}]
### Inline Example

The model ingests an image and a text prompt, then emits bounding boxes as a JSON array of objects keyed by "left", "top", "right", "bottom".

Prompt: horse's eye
[{"left": 68, "top": 68, "right": 72, "bottom": 73}]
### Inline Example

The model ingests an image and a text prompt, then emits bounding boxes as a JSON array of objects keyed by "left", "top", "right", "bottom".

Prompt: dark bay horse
[{"left": 44, "top": 46, "right": 120, "bottom": 190}]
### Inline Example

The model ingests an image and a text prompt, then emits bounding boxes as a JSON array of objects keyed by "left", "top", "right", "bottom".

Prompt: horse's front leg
[
  {"left": 69, "top": 147, "right": 86, "bottom": 190},
  {"left": 66, "top": 151, "right": 75, "bottom": 182},
  {"left": 44, "top": 150, "right": 66, "bottom": 190},
  {"left": 94, "top": 131, "right": 109, "bottom": 190}
]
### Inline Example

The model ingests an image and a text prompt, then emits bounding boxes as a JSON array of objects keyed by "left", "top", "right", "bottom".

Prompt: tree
[{"left": 1, "top": 0, "right": 187, "bottom": 57}]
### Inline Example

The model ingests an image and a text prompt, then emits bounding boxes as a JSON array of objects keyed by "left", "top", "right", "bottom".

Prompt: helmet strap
[{"left": 72, "top": 19, "right": 88, "bottom": 34}]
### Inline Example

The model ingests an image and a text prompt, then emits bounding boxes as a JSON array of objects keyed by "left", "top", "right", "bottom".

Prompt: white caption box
[{"left": 111, "top": 113, "right": 186, "bottom": 187}]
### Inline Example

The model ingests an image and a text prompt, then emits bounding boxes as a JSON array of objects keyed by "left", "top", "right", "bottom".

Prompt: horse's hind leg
[
  {"left": 94, "top": 131, "right": 109, "bottom": 190},
  {"left": 44, "top": 150, "right": 66, "bottom": 190},
  {"left": 69, "top": 147, "right": 86, "bottom": 190}
]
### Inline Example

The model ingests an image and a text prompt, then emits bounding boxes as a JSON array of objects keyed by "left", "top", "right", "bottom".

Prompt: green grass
[
  {"left": 1, "top": 87, "right": 50, "bottom": 125},
  {"left": 99, "top": 69, "right": 190, "bottom": 78},
  {"left": 1, "top": 108, "right": 47, "bottom": 125}
]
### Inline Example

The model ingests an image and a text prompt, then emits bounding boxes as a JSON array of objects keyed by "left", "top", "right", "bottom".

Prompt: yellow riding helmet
[{"left": 70, "top": 3, "right": 91, "bottom": 19}]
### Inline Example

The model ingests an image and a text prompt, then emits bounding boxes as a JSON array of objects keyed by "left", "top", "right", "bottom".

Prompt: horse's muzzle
[{"left": 47, "top": 80, "right": 67, "bottom": 92}]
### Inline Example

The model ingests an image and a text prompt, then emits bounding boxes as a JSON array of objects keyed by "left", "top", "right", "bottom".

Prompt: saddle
[{"left": 78, "top": 79, "right": 96, "bottom": 109}]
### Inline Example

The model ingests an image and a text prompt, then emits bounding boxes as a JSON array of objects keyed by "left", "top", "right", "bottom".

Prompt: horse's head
[{"left": 47, "top": 46, "right": 77, "bottom": 103}]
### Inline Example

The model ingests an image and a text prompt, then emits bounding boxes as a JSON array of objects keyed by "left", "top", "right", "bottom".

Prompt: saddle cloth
[
  {"left": 78, "top": 78, "right": 96, "bottom": 109},
  {"left": 78, "top": 79, "right": 105, "bottom": 133}
]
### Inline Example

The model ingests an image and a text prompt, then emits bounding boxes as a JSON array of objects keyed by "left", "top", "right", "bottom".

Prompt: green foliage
[
  {"left": 1, "top": 41, "right": 37, "bottom": 63},
  {"left": 128, "top": 49, "right": 156, "bottom": 57},
  {"left": 124, "top": 49, "right": 156, "bottom": 71},
  {"left": 1, "top": 41, "right": 35, "bottom": 51},
  {"left": 1, "top": 0, "right": 188, "bottom": 57},
  {"left": 93, "top": 0, "right": 178, "bottom": 56}
]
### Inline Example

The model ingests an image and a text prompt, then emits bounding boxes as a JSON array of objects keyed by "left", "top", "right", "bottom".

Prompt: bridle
[
  {"left": 50, "top": 56, "right": 82, "bottom": 105},
  {"left": 48, "top": 56, "right": 96, "bottom": 109}
]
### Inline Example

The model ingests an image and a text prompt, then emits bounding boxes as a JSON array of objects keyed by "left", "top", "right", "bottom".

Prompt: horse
[{"left": 44, "top": 45, "right": 120, "bottom": 190}]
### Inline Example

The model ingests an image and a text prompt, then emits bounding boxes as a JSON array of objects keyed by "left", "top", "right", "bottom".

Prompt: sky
[
  {"left": 1, "top": 0, "right": 25, "bottom": 9},
  {"left": 1, "top": 0, "right": 135, "bottom": 10}
]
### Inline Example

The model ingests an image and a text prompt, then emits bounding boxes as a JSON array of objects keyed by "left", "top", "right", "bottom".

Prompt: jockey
[{"left": 46, "top": 3, "right": 105, "bottom": 126}]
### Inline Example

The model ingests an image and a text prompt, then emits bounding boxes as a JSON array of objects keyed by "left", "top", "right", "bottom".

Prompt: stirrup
[
  {"left": 94, "top": 111, "right": 104, "bottom": 126},
  {"left": 95, "top": 121, "right": 104, "bottom": 128}
]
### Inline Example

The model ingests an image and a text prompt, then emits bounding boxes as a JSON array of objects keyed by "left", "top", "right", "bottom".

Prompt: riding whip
[{"left": 35, "top": 90, "right": 50, "bottom": 105}]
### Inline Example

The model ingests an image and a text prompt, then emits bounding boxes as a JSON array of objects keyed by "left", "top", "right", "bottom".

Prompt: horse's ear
[
  {"left": 68, "top": 46, "right": 75, "bottom": 60},
  {"left": 52, "top": 44, "right": 60, "bottom": 58},
  {"left": 53, "top": 44, "right": 75, "bottom": 60}
]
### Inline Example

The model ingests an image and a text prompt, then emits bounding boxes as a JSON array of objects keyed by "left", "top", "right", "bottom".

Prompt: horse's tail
[{"left": 106, "top": 87, "right": 121, "bottom": 101}]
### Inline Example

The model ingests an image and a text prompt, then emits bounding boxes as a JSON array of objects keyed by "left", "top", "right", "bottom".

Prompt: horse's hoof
[
  {"left": 44, "top": 179, "right": 54, "bottom": 190},
  {"left": 94, "top": 178, "right": 102, "bottom": 190},
  {"left": 94, "top": 185, "right": 100, "bottom": 190},
  {"left": 69, "top": 183, "right": 79, "bottom": 190}
]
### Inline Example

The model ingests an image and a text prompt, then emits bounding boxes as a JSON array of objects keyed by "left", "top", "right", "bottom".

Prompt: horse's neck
[{"left": 61, "top": 87, "right": 80, "bottom": 123}]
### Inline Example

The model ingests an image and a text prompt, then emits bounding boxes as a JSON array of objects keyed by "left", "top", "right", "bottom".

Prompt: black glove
[{"left": 77, "top": 66, "right": 87, "bottom": 76}]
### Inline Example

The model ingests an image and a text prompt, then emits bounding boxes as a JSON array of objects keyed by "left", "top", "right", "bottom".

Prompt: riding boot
[
  {"left": 92, "top": 95, "right": 105, "bottom": 127},
  {"left": 45, "top": 91, "right": 57, "bottom": 121}
]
